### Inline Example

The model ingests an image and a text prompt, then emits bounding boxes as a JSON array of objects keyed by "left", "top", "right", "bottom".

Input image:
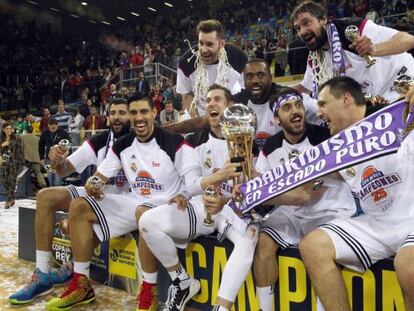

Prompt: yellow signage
[{"left": 109, "top": 237, "right": 137, "bottom": 279}]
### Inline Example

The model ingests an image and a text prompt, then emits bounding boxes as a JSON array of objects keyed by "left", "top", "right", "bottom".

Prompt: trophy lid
[
  {"left": 220, "top": 103, "right": 257, "bottom": 138},
  {"left": 394, "top": 74, "right": 414, "bottom": 95}
]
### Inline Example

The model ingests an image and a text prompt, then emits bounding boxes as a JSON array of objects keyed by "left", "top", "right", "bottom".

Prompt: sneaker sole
[
  {"left": 9, "top": 287, "right": 54, "bottom": 305},
  {"left": 46, "top": 296, "right": 95, "bottom": 311},
  {"left": 180, "top": 280, "right": 200, "bottom": 311}
]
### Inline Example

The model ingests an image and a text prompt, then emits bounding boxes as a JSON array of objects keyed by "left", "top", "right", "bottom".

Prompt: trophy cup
[
  {"left": 220, "top": 104, "right": 257, "bottom": 184},
  {"left": 394, "top": 74, "right": 414, "bottom": 95},
  {"left": 203, "top": 186, "right": 217, "bottom": 227},
  {"left": 86, "top": 176, "right": 105, "bottom": 200},
  {"left": 345, "top": 25, "right": 376, "bottom": 68},
  {"left": 49, "top": 139, "right": 71, "bottom": 171}
]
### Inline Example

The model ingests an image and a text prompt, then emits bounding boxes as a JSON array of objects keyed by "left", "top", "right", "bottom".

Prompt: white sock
[
  {"left": 142, "top": 271, "right": 158, "bottom": 284},
  {"left": 36, "top": 250, "right": 51, "bottom": 274},
  {"left": 168, "top": 264, "right": 190, "bottom": 289},
  {"left": 256, "top": 286, "right": 274, "bottom": 311},
  {"left": 74, "top": 261, "right": 90, "bottom": 278}
]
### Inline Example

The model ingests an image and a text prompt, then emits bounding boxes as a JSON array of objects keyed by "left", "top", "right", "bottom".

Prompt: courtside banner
[{"left": 239, "top": 100, "right": 413, "bottom": 213}]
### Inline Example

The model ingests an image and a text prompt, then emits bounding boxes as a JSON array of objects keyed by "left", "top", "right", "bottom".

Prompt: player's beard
[
  {"left": 304, "top": 27, "right": 328, "bottom": 51},
  {"left": 111, "top": 121, "right": 131, "bottom": 138}
]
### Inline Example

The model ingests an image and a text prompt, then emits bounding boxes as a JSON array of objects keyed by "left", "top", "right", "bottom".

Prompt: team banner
[{"left": 238, "top": 100, "right": 414, "bottom": 213}]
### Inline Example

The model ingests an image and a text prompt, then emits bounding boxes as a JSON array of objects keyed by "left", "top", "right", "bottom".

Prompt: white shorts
[
  {"left": 66, "top": 184, "right": 127, "bottom": 199},
  {"left": 320, "top": 214, "right": 414, "bottom": 272},
  {"left": 261, "top": 206, "right": 345, "bottom": 250},
  {"left": 83, "top": 194, "right": 156, "bottom": 242}
]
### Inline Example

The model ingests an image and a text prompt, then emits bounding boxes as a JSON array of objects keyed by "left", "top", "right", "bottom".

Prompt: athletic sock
[
  {"left": 73, "top": 261, "right": 91, "bottom": 278},
  {"left": 36, "top": 250, "right": 52, "bottom": 274},
  {"left": 256, "top": 286, "right": 274, "bottom": 311},
  {"left": 142, "top": 271, "right": 158, "bottom": 284},
  {"left": 168, "top": 264, "right": 190, "bottom": 289}
]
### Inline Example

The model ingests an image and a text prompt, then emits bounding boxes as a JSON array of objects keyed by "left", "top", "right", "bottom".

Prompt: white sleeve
[
  {"left": 67, "top": 141, "right": 98, "bottom": 174},
  {"left": 176, "top": 67, "right": 193, "bottom": 95},
  {"left": 361, "top": 20, "right": 398, "bottom": 45},
  {"left": 96, "top": 148, "right": 122, "bottom": 179},
  {"left": 175, "top": 143, "right": 204, "bottom": 196},
  {"left": 301, "top": 64, "right": 313, "bottom": 92},
  {"left": 255, "top": 151, "right": 271, "bottom": 174}
]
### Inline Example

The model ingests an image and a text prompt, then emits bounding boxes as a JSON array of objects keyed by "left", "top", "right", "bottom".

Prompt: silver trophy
[
  {"left": 394, "top": 74, "right": 414, "bottom": 95},
  {"left": 49, "top": 139, "right": 72, "bottom": 171},
  {"left": 220, "top": 104, "right": 257, "bottom": 185},
  {"left": 345, "top": 25, "right": 376, "bottom": 68},
  {"left": 203, "top": 186, "right": 217, "bottom": 227},
  {"left": 86, "top": 176, "right": 105, "bottom": 200}
]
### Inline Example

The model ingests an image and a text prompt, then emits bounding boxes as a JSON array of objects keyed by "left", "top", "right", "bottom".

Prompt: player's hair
[
  {"left": 245, "top": 58, "right": 271, "bottom": 76},
  {"left": 127, "top": 94, "right": 154, "bottom": 109},
  {"left": 207, "top": 84, "right": 232, "bottom": 103},
  {"left": 196, "top": 19, "right": 224, "bottom": 38},
  {"left": 291, "top": 1, "right": 328, "bottom": 23},
  {"left": 269, "top": 87, "right": 303, "bottom": 115},
  {"left": 109, "top": 97, "right": 128, "bottom": 110},
  {"left": 320, "top": 77, "right": 366, "bottom": 106}
]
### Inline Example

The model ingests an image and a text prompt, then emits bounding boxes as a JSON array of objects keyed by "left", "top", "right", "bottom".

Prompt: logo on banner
[
  {"left": 358, "top": 166, "right": 401, "bottom": 204},
  {"left": 132, "top": 170, "right": 164, "bottom": 196}
]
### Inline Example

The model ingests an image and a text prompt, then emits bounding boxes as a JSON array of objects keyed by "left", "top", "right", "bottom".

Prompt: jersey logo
[
  {"left": 132, "top": 170, "right": 164, "bottom": 196},
  {"left": 204, "top": 158, "right": 212, "bottom": 169},
  {"left": 152, "top": 161, "right": 160, "bottom": 167},
  {"left": 346, "top": 167, "right": 356, "bottom": 177},
  {"left": 255, "top": 132, "right": 271, "bottom": 150},
  {"left": 288, "top": 149, "right": 301, "bottom": 160},
  {"left": 130, "top": 163, "right": 137, "bottom": 173},
  {"left": 357, "top": 166, "right": 401, "bottom": 205}
]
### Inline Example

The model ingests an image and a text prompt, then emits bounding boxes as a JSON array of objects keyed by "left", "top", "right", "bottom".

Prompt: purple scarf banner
[{"left": 237, "top": 100, "right": 414, "bottom": 214}]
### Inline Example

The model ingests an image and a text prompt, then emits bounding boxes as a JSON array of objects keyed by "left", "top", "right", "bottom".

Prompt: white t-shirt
[{"left": 97, "top": 128, "right": 186, "bottom": 204}]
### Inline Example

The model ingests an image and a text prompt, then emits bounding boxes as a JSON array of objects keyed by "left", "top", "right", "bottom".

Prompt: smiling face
[
  {"left": 275, "top": 99, "right": 306, "bottom": 137},
  {"left": 3, "top": 125, "right": 13, "bottom": 137},
  {"left": 109, "top": 103, "right": 129, "bottom": 135},
  {"left": 198, "top": 31, "right": 225, "bottom": 65},
  {"left": 244, "top": 62, "right": 272, "bottom": 101},
  {"left": 294, "top": 12, "right": 328, "bottom": 51},
  {"left": 128, "top": 99, "right": 157, "bottom": 142},
  {"left": 205, "top": 88, "right": 230, "bottom": 129},
  {"left": 317, "top": 86, "right": 348, "bottom": 135}
]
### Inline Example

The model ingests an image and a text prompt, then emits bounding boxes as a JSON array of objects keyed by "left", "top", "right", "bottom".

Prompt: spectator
[
  {"left": 79, "top": 98, "right": 92, "bottom": 119},
  {"left": 135, "top": 71, "right": 150, "bottom": 97},
  {"left": 160, "top": 100, "right": 180, "bottom": 126},
  {"left": 0, "top": 121, "right": 24, "bottom": 208},
  {"left": 38, "top": 118, "right": 70, "bottom": 187},
  {"left": 84, "top": 106, "right": 105, "bottom": 136},
  {"left": 53, "top": 99, "right": 72, "bottom": 131},
  {"left": 13, "top": 115, "right": 28, "bottom": 135},
  {"left": 151, "top": 83, "right": 164, "bottom": 115},
  {"left": 69, "top": 108, "right": 85, "bottom": 147},
  {"left": 21, "top": 126, "right": 47, "bottom": 189},
  {"left": 108, "top": 84, "right": 118, "bottom": 103},
  {"left": 40, "top": 107, "right": 51, "bottom": 133}
]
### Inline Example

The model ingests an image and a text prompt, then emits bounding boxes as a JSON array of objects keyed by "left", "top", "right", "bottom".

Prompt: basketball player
[
  {"left": 9, "top": 98, "right": 130, "bottom": 306},
  {"left": 299, "top": 77, "right": 414, "bottom": 311},
  {"left": 139, "top": 84, "right": 259, "bottom": 311},
  {"left": 44, "top": 95, "right": 189, "bottom": 311},
  {"left": 177, "top": 19, "right": 247, "bottom": 117},
  {"left": 253, "top": 87, "right": 355, "bottom": 311},
  {"left": 292, "top": 1, "right": 414, "bottom": 101}
]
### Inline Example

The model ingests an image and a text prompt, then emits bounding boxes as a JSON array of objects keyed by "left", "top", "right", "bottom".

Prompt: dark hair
[
  {"left": 319, "top": 77, "right": 365, "bottom": 106},
  {"left": 207, "top": 84, "right": 232, "bottom": 103},
  {"left": 291, "top": 1, "right": 327, "bottom": 23},
  {"left": 269, "top": 87, "right": 303, "bottom": 115},
  {"left": 0, "top": 121, "right": 14, "bottom": 143},
  {"left": 196, "top": 19, "right": 224, "bottom": 38},
  {"left": 127, "top": 94, "right": 154, "bottom": 109},
  {"left": 245, "top": 58, "right": 272, "bottom": 76},
  {"left": 109, "top": 97, "right": 128, "bottom": 109},
  {"left": 48, "top": 117, "right": 58, "bottom": 125}
]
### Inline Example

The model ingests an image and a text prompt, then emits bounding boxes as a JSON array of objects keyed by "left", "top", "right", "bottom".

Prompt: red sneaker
[{"left": 136, "top": 281, "right": 157, "bottom": 311}]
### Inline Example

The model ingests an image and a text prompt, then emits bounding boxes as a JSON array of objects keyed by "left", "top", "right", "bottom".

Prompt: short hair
[
  {"left": 2, "top": 121, "right": 11, "bottom": 130},
  {"left": 269, "top": 87, "right": 303, "bottom": 115},
  {"left": 127, "top": 94, "right": 154, "bottom": 109},
  {"left": 48, "top": 117, "right": 58, "bottom": 125},
  {"left": 207, "top": 84, "right": 232, "bottom": 103},
  {"left": 109, "top": 97, "right": 128, "bottom": 109},
  {"left": 196, "top": 20, "right": 224, "bottom": 38},
  {"left": 245, "top": 58, "right": 272, "bottom": 76},
  {"left": 319, "top": 77, "right": 365, "bottom": 106},
  {"left": 291, "top": 1, "right": 327, "bottom": 23}
]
